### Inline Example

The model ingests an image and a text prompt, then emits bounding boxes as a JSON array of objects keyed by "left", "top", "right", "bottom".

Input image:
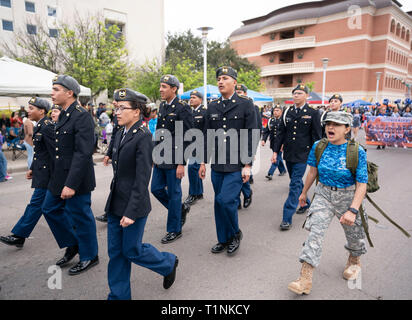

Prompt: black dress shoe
[
  {"left": 280, "top": 221, "right": 292, "bottom": 231},
  {"left": 296, "top": 206, "right": 309, "bottom": 214},
  {"left": 184, "top": 194, "right": 203, "bottom": 206},
  {"left": 279, "top": 171, "right": 287, "bottom": 176},
  {"left": 181, "top": 204, "right": 190, "bottom": 227},
  {"left": 95, "top": 213, "right": 108, "bottom": 223},
  {"left": 227, "top": 237, "right": 240, "bottom": 256},
  {"left": 68, "top": 256, "right": 99, "bottom": 276},
  {"left": 163, "top": 257, "right": 179, "bottom": 289},
  {"left": 265, "top": 175, "right": 273, "bottom": 180},
  {"left": 243, "top": 191, "right": 253, "bottom": 209},
  {"left": 161, "top": 232, "right": 182, "bottom": 244},
  {"left": 249, "top": 177, "right": 254, "bottom": 184},
  {"left": 56, "top": 245, "right": 79, "bottom": 267},
  {"left": 211, "top": 242, "right": 227, "bottom": 253},
  {"left": 0, "top": 235, "right": 25, "bottom": 248}
]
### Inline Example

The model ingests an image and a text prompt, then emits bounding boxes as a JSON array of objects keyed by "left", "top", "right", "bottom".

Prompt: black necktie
[
  {"left": 223, "top": 100, "right": 230, "bottom": 107},
  {"left": 121, "top": 130, "right": 127, "bottom": 144}
]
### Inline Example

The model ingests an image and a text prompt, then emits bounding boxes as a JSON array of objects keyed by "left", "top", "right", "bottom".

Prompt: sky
[{"left": 165, "top": 0, "right": 412, "bottom": 42}]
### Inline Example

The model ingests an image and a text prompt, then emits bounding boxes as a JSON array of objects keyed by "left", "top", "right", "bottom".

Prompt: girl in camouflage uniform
[{"left": 288, "top": 111, "right": 368, "bottom": 295}]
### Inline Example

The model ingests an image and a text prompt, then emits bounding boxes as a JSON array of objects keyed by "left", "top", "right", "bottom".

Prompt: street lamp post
[
  {"left": 198, "top": 27, "right": 213, "bottom": 109},
  {"left": 375, "top": 72, "right": 382, "bottom": 103},
  {"left": 321, "top": 58, "right": 329, "bottom": 105}
]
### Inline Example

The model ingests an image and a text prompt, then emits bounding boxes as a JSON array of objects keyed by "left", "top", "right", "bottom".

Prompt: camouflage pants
[{"left": 299, "top": 183, "right": 367, "bottom": 268}]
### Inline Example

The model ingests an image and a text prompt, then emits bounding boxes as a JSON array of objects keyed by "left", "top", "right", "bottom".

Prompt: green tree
[
  {"left": 237, "top": 69, "right": 265, "bottom": 92},
  {"left": 305, "top": 81, "right": 316, "bottom": 93},
  {"left": 129, "top": 59, "right": 163, "bottom": 102}
]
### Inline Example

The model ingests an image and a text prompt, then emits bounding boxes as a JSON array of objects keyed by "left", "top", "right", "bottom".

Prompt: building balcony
[
  {"left": 260, "top": 36, "right": 316, "bottom": 55},
  {"left": 264, "top": 87, "right": 294, "bottom": 99},
  {"left": 261, "top": 62, "right": 315, "bottom": 77}
]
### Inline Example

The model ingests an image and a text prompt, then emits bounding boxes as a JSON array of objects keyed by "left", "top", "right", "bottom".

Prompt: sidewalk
[{"left": 2, "top": 148, "right": 105, "bottom": 175}]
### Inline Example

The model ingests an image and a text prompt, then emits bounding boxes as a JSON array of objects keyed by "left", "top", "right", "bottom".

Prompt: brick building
[{"left": 229, "top": 0, "right": 412, "bottom": 104}]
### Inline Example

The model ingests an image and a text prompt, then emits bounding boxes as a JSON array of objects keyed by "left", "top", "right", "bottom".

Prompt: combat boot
[
  {"left": 343, "top": 255, "right": 361, "bottom": 281},
  {"left": 288, "top": 262, "right": 314, "bottom": 295}
]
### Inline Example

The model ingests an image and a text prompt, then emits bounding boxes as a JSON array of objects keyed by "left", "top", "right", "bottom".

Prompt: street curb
[{"left": 7, "top": 154, "right": 106, "bottom": 175}]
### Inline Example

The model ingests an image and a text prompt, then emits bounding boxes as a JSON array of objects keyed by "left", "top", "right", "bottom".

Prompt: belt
[{"left": 319, "top": 183, "right": 356, "bottom": 191}]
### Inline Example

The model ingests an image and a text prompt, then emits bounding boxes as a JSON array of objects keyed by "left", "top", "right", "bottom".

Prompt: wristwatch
[{"left": 348, "top": 207, "right": 359, "bottom": 215}]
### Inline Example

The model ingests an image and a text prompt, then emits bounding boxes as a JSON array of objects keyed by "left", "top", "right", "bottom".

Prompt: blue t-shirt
[{"left": 307, "top": 141, "right": 368, "bottom": 188}]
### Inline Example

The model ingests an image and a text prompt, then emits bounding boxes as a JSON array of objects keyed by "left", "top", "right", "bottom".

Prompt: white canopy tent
[{"left": 0, "top": 56, "right": 91, "bottom": 97}]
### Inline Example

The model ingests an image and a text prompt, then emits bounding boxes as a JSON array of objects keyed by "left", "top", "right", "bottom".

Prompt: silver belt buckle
[{"left": 331, "top": 186, "right": 338, "bottom": 191}]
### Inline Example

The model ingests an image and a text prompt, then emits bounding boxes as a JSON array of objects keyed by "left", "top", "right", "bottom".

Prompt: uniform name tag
[
  {"left": 302, "top": 115, "right": 312, "bottom": 119},
  {"left": 211, "top": 114, "right": 219, "bottom": 118}
]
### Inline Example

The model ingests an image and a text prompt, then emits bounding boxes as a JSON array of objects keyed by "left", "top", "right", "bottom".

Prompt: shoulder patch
[
  {"left": 239, "top": 94, "right": 252, "bottom": 101},
  {"left": 75, "top": 105, "right": 85, "bottom": 112}
]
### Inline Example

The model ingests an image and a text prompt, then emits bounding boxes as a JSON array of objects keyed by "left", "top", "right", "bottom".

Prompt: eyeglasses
[{"left": 114, "top": 106, "right": 134, "bottom": 113}]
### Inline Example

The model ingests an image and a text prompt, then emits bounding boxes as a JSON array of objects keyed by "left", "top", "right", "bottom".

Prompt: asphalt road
[{"left": 1, "top": 131, "right": 412, "bottom": 300}]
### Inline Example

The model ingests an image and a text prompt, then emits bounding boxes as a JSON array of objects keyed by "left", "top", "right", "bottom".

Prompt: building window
[
  {"left": 49, "top": 28, "right": 58, "bottom": 38},
  {"left": 48, "top": 6, "right": 57, "bottom": 17},
  {"left": 406, "top": 30, "right": 410, "bottom": 42},
  {"left": 27, "top": 24, "right": 37, "bottom": 35},
  {"left": 0, "top": 0, "right": 11, "bottom": 8},
  {"left": 390, "top": 19, "right": 395, "bottom": 33},
  {"left": 105, "top": 21, "right": 125, "bottom": 39},
  {"left": 2, "top": 19, "right": 13, "bottom": 31},
  {"left": 396, "top": 23, "right": 401, "bottom": 36},
  {"left": 401, "top": 26, "right": 405, "bottom": 39},
  {"left": 25, "top": 1, "right": 35, "bottom": 12}
]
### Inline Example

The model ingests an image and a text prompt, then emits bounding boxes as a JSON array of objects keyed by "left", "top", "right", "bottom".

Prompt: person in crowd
[
  {"left": 0, "top": 98, "right": 55, "bottom": 248},
  {"left": 104, "top": 88, "right": 178, "bottom": 300},
  {"left": 22, "top": 113, "right": 34, "bottom": 169},
  {"left": 261, "top": 105, "right": 287, "bottom": 180},
  {"left": 402, "top": 106, "right": 412, "bottom": 117},
  {"left": 392, "top": 106, "right": 401, "bottom": 118},
  {"left": 151, "top": 75, "right": 193, "bottom": 244},
  {"left": 99, "top": 110, "right": 111, "bottom": 128},
  {"left": 0, "top": 130, "right": 9, "bottom": 183},
  {"left": 0, "top": 113, "right": 11, "bottom": 135},
  {"left": 272, "top": 84, "right": 322, "bottom": 231},
  {"left": 352, "top": 108, "right": 361, "bottom": 141},
  {"left": 148, "top": 103, "right": 158, "bottom": 137},
  {"left": 50, "top": 105, "right": 62, "bottom": 123},
  {"left": 10, "top": 112, "right": 22, "bottom": 128},
  {"left": 41, "top": 75, "right": 99, "bottom": 276},
  {"left": 199, "top": 66, "right": 258, "bottom": 256},
  {"left": 288, "top": 111, "right": 368, "bottom": 296},
  {"left": 18, "top": 106, "right": 28, "bottom": 119}
]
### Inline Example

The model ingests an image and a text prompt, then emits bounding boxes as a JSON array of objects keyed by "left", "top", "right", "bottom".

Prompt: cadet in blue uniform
[
  {"left": 42, "top": 75, "right": 99, "bottom": 275},
  {"left": 184, "top": 90, "right": 206, "bottom": 206},
  {"left": 105, "top": 89, "right": 178, "bottom": 300},
  {"left": 0, "top": 98, "right": 55, "bottom": 247},
  {"left": 151, "top": 75, "right": 193, "bottom": 243},
  {"left": 261, "top": 105, "right": 287, "bottom": 180},
  {"left": 272, "top": 84, "right": 322, "bottom": 230},
  {"left": 235, "top": 84, "right": 262, "bottom": 209},
  {"left": 199, "top": 67, "right": 259, "bottom": 256}
]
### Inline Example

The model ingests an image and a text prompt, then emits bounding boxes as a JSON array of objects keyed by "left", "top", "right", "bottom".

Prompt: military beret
[
  {"left": 236, "top": 84, "right": 248, "bottom": 93},
  {"left": 329, "top": 94, "right": 343, "bottom": 103},
  {"left": 273, "top": 104, "right": 283, "bottom": 110},
  {"left": 322, "top": 111, "right": 353, "bottom": 126},
  {"left": 216, "top": 66, "right": 237, "bottom": 80},
  {"left": 292, "top": 84, "right": 309, "bottom": 94},
  {"left": 114, "top": 88, "right": 148, "bottom": 105},
  {"left": 190, "top": 90, "right": 203, "bottom": 99},
  {"left": 51, "top": 104, "right": 62, "bottom": 111},
  {"left": 28, "top": 97, "right": 51, "bottom": 112},
  {"left": 52, "top": 75, "right": 81, "bottom": 96},
  {"left": 160, "top": 75, "right": 180, "bottom": 88}
]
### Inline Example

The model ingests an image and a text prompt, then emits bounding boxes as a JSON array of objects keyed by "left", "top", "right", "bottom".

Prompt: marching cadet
[
  {"left": 151, "top": 75, "right": 193, "bottom": 244},
  {"left": 184, "top": 90, "right": 206, "bottom": 206},
  {"left": 105, "top": 88, "right": 178, "bottom": 300},
  {"left": 50, "top": 105, "right": 62, "bottom": 123},
  {"left": 0, "top": 98, "right": 55, "bottom": 248},
  {"left": 288, "top": 111, "right": 368, "bottom": 295},
  {"left": 199, "top": 66, "right": 258, "bottom": 256},
  {"left": 320, "top": 94, "right": 344, "bottom": 138},
  {"left": 235, "top": 84, "right": 262, "bottom": 209},
  {"left": 42, "top": 75, "right": 99, "bottom": 275},
  {"left": 272, "top": 84, "right": 322, "bottom": 231},
  {"left": 261, "top": 105, "right": 287, "bottom": 180}
]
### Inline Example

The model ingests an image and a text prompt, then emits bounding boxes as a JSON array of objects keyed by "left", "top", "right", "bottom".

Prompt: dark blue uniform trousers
[
  {"left": 282, "top": 162, "right": 311, "bottom": 224},
  {"left": 42, "top": 190, "right": 98, "bottom": 261},
  {"left": 107, "top": 213, "right": 176, "bottom": 300},
  {"left": 151, "top": 167, "right": 182, "bottom": 233},
  {"left": 268, "top": 151, "right": 286, "bottom": 176},
  {"left": 211, "top": 170, "right": 243, "bottom": 244},
  {"left": 188, "top": 160, "right": 203, "bottom": 196},
  {"left": 11, "top": 188, "right": 47, "bottom": 238}
]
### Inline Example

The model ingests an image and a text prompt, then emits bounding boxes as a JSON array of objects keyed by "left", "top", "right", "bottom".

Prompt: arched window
[
  {"left": 391, "top": 19, "right": 396, "bottom": 33},
  {"left": 407, "top": 30, "right": 410, "bottom": 42},
  {"left": 401, "top": 27, "right": 406, "bottom": 39},
  {"left": 396, "top": 23, "right": 401, "bottom": 36}
]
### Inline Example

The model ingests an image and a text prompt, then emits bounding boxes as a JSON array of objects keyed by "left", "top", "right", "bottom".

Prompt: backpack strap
[
  {"left": 315, "top": 138, "right": 329, "bottom": 167},
  {"left": 346, "top": 139, "right": 359, "bottom": 176}
]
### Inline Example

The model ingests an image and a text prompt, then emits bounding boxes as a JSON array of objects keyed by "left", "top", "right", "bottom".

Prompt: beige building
[
  {"left": 230, "top": 0, "right": 412, "bottom": 104},
  {"left": 0, "top": 0, "right": 165, "bottom": 65}
]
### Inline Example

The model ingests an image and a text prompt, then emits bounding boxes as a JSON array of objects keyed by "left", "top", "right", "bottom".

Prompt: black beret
[
  {"left": 114, "top": 88, "right": 148, "bottom": 104},
  {"left": 160, "top": 75, "right": 180, "bottom": 88},
  {"left": 28, "top": 97, "right": 51, "bottom": 112},
  {"left": 292, "top": 84, "right": 309, "bottom": 94},
  {"left": 216, "top": 66, "right": 237, "bottom": 80},
  {"left": 236, "top": 84, "right": 248, "bottom": 93},
  {"left": 52, "top": 75, "right": 81, "bottom": 96},
  {"left": 329, "top": 94, "right": 343, "bottom": 103},
  {"left": 51, "top": 104, "right": 62, "bottom": 111},
  {"left": 190, "top": 90, "right": 203, "bottom": 99}
]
